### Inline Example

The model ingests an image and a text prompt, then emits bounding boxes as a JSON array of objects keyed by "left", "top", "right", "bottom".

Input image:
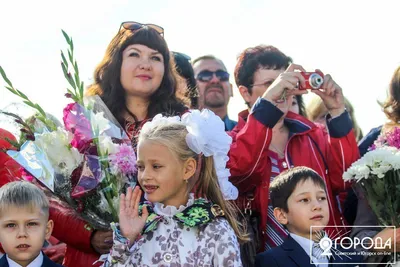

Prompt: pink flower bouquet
[{"left": 0, "top": 31, "right": 137, "bottom": 230}]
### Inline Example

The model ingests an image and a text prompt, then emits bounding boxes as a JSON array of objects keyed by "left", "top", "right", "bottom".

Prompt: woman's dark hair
[
  {"left": 234, "top": 45, "right": 292, "bottom": 92},
  {"left": 173, "top": 52, "right": 199, "bottom": 109},
  {"left": 234, "top": 45, "right": 292, "bottom": 108},
  {"left": 382, "top": 66, "right": 400, "bottom": 123},
  {"left": 86, "top": 26, "right": 188, "bottom": 124}
]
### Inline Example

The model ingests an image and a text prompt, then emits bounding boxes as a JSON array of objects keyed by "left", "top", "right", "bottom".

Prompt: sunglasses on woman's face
[
  {"left": 196, "top": 70, "right": 230, "bottom": 82},
  {"left": 119, "top": 21, "right": 164, "bottom": 36}
]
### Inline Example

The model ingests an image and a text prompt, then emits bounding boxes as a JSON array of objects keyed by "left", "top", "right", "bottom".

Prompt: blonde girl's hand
[{"left": 119, "top": 186, "right": 148, "bottom": 246}]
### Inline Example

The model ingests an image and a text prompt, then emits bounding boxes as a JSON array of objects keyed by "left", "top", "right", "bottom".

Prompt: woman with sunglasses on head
[
  {"left": 49, "top": 21, "right": 188, "bottom": 267},
  {"left": 87, "top": 21, "right": 188, "bottom": 146}
]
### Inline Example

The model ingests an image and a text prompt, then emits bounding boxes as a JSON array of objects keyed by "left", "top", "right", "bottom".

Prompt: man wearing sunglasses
[{"left": 192, "top": 55, "right": 237, "bottom": 131}]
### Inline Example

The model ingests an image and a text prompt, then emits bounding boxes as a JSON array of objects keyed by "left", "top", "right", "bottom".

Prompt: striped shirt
[{"left": 265, "top": 150, "right": 290, "bottom": 251}]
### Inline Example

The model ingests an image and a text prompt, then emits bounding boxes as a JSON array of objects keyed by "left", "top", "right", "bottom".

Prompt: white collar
[
  {"left": 7, "top": 251, "right": 43, "bottom": 267},
  {"left": 290, "top": 233, "right": 330, "bottom": 266},
  {"left": 153, "top": 193, "right": 195, "bottom": 217}
]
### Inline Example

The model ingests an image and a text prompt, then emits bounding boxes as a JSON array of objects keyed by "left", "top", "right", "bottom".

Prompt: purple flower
[
  {"left": 63, "top": 102, "right": 93, "bottom": 152},
  {"left": 71, "top": 155, "right": 102, "bottom": 198},
  {"left": 110, "top": 143, "right": 137, "bottom": 175},
  {"left": 371, "top": 127, "right": 400, "bottom": 150},
  {"left": 386, "top": 127, "right": 400, "bottom": 149},
  {"left": 369, "top": 144, "right": 377, "bottom": 151}
]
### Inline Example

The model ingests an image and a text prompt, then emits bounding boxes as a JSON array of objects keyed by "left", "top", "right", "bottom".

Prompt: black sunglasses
[
  {"left": 196, "top": 70, "right": 230, "bottom": 82},
  {"left": 119, "top": 21, "right": 164, "bottom": 36}
]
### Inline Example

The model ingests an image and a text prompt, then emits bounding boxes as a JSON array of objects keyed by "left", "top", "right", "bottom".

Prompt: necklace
[{"left": 270, "top": 143, "right": 285, "bottom": 157}]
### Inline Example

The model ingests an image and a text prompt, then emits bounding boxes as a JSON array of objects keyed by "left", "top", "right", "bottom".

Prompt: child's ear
[
  {"left": 45, "top": 219, "right": 54, "bottom": 240},
  {"left": 273, "top": 207, "right": 288, "bottom": 225},
  {"left": 238, "top": 85, "right": 251, "bottom": 104},
  {"left": 183, "top": 158, "right": 197, "bottom": 181}
]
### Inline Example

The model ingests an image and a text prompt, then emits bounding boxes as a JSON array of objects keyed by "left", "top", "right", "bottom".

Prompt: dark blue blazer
[
  {"left": 0, "top": 253, "right": 63, "bottom": 267},
  {"left": 255, "top": 235, "right": 364, "bottom": 267}
]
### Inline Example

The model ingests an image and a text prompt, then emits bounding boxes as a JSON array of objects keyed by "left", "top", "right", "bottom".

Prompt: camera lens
[{"left": 309, "top": 73, "right": 324, "bottom": 89}]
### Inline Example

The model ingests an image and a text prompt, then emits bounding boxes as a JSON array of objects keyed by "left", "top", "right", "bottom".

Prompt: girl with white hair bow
[{"left": 101, "top": 109, "right": 245, "bottom": 267}]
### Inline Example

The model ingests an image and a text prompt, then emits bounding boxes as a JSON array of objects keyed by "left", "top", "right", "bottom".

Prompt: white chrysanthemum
[{"left": 343, "top": 146, "right": 400, "bottom": 182}]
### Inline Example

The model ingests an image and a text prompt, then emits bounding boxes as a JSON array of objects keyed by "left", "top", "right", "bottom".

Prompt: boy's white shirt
[
  {"left": 290, "top": 233, "right": 329, "bottom": 267},
  {"left": 6, "top": 251, "right": 43, "bottom": 267}
]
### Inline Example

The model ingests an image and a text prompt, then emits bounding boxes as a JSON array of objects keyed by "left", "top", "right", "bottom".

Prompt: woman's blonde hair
[
  {"left": 306, "top": 96, "right": 363, "bottom": 141},
  {"left": 138, "top": 122, "right": 247, "bottom": 243}
]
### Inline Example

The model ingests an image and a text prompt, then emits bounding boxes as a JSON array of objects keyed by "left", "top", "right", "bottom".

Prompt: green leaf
[
  {"left": 67, "top": 88, "right": 75, "bottom": 95},
  {"left": 74, "top": 60, "right": 79, "bottom": 76},
  {"left": 63, "top": 72, "right": 73, "bottom": 89},
  {"left": 0, "top": 66, "right": 13, "bottom": 87},
  {"left": 61, "top": 62, "right": 68, "bottom": 76},
  {"left": 5, "top": 86, "right": 16, "bottom": 95},
  {"left": 74, "top": 72, "right": 80, "bottom": 90},
  {"left": 61, "top": 30, "right": 71, "bottom": 44},
  {"left": 70, "top": 38, "right": 74, "bottom": 52},
  {"left": 80, "top": 81, "right": 84, "bottom": 99},
  {"left": 23, "top": 100, "right": 37, "bottom": 109},
  {"left": 0, "top": 111, "right": 23, "bottom": 121},
  {"left": 371, "top": 179, "right": 385, "bottom": 197},
  {"left": 67, "top": 75, "right": 76, "bottom": 89},
  {"left": 35, "top": 104, "right": 46, "bottom": 117},
  {"left": 71, "top": 95, "right": 79, "bottom": 103},
  {"left": 68, "top": 50, "right": 73, "bottom": 64},
  {"left": 16, "top": 89, "right": 28, "bottom": 100},
  {"left": 61, "top": 51, "right": 68, "bottom": 68}
]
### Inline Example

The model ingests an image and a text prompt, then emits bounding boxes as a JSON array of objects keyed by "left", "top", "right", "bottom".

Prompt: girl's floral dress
[{"left": 101, "top": 194, "right": 242, "bottom": 267}]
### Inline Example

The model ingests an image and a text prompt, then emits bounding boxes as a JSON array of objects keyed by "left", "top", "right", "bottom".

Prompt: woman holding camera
[{"left": 228, "top": 45, "right": 359, "bottom": 254}]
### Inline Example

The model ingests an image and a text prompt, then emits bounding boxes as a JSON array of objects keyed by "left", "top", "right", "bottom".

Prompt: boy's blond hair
[{"left": 0, "top": 181, "right": 49, "bottom": 218}]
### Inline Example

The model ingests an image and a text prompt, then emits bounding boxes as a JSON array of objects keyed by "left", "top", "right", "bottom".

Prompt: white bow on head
[{"left": 140, "top": 109, "right": 238, "bottom": 200}]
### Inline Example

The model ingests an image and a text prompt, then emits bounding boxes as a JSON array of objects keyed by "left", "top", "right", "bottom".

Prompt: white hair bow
[{"left": 141, "top": 109, "right": 238, "bottom": 200}]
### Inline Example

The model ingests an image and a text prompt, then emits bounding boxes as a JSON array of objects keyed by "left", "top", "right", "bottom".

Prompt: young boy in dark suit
[
  {"left": 255, "top": 166, "right": 364, "bottom": 267},
  {"left": 0, "top": 181, "right": 63, "bottom": 267}
]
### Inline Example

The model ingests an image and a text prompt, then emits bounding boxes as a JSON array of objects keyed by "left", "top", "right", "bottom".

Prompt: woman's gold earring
[{"left": 185, "top": 179, "right": 188, "bottom": 184}]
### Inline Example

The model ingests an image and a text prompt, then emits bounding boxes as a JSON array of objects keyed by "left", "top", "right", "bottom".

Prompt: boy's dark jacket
[
  {"left": 0, "top": 253, "right": 63, "bottom": 267},
  {"left": 255, "top": 235, "right": 365, "bottom": 267}
]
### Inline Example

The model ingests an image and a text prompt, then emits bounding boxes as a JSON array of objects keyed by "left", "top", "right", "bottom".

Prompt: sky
[{"left": 1, "top": 0, "right": 400, "bottom": 135}]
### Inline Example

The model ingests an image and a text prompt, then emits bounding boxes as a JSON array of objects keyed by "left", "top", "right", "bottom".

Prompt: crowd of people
[{"left": 0, "top": 21, "right": 399, "bottom": 267}]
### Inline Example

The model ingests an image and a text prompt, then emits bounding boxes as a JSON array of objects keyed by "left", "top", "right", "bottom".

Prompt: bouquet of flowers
[
  {"left": 343, "top": 127, "right": 400, "bottom": 227},
  {"left": 0, "top": 31, "right": 137, "bottom": 230}
]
